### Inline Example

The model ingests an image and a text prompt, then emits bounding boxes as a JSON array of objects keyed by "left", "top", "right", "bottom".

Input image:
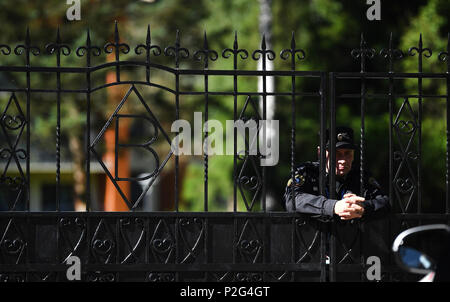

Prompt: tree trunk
[
  {"left": 67, "top": 105, "right": 86, "bottom": 211},
  {"left": 258, "top": 0, "right": 277, "bottom": 210}
]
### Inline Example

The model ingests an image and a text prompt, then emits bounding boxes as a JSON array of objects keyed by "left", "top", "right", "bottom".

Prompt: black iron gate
[{"left": 0, "top": 24, "right": 449, "bottom": 282}]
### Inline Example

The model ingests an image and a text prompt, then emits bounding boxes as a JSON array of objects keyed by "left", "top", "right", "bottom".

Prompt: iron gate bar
[
  {"left": 1, "top": 66, "right": 447, "bottom": 78},
  {"left": 83, "top": 30, "right": 93, "bottom": 213},
  {"left": 439, "top": 33, "right": 450, "bottom": 215},
  {"left": 328, "top": 72, "right": 336, "bottom": 282},
  {"left": 0, "top": 88, "right": 324, "bottom": 97},
  {"left": 385, "top": 34, "right": 400, "bottom": 273},
  {"left": 0, "top": 263, "right": 324, "bottom": 272},
  {"left": 358, "top": 35, "right": 370, "bottom": 282},
  {"left": 337, "top": 94, "right": 449, "bottom": 99},
  {"left": 0, "top": 64, "right": 327, "bottom": 76},
  {"left": 394, "top": 214, "right": 450, "bottom": 219},
  {"left": 448, "top": 66, "right": 450, "bottom": 215},
  {"left": 329, "top": 72, "right": 447, "bottom": 78},
  {"left": 410, "top": 34, "right": 430, "bottom": 216},
  {"left": 319, "top": 72, "right": 328, "bottom": 282}
]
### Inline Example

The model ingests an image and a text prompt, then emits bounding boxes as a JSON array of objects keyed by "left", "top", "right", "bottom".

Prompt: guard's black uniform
[
  {"left": 283, "top": 161, "right": 390, "bottom": 221},
  {"left": 285, "top": 126, "right": 390, "bottom": 221}
]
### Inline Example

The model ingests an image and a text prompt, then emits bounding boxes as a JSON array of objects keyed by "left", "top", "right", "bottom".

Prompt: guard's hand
[{"left": 334, "top": 193, "right": 365, "bottom": 220}]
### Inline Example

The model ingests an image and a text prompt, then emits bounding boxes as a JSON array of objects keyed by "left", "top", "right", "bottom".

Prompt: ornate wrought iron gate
[{"left": 0, "top": 24, "right": 449, "bottom": 282}]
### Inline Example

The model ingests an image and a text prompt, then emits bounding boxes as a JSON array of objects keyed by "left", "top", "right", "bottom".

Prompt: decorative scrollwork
[
  {"left": 236, "top": 150, "right": 247, "bottom": 161},
  {"left": 135, "top": 44, "right": 161, "bottom": 56},
  {"left": 408, "top": 34, "right": 432, "bottom": 62},
  {"left": 439, "top": 51, "right": 449, "bottom": 63},
  {"left": 393, "top": 151, "right": 418, "bottom": 161},
  {"left": 239, "top": 176, "right": 260, "bottom": 191},
  {"left": 395, "top": 120, "right": 417, "bottom": 134},
  {"left": 1, "top": 239, "right": 25, "bottom": 255},
  {"left": 164, "top": 30, "right": 189, "bottom": 67},
  {"left": 148, "top": 272, "right": 175, "bottom": 282},
  {"left": 0, "top": 148, "right": 10, "bottom": 159},
  {"left": 92, "top": 239, "right": 114, "bottom": 255},
  {"left": 76, "top": 30, "right": 101, "bottom": 58},
  {"left": 59, "top": 217, "right": 86, "bottom": 263},
  {"left": 76, "top": 45, "right": 101, "bottom": 57},
  {"left": 236, "top": 272, "right": 262, "bottom": 282},
  {"left": 135, "top": 24, "right": 161, "bottom": 57},
  {"left": 179, "top": 217, "right": 203, "bottom": 227},
  {"left": 14, "top": 44, "right": 40, "bottom": 56},
  {"left": 1, "top": 114, "right": 25, "bottom": 130},
  {"left": 252, "top": 50, "right": 275, "bottom": 61},
  {"left": 91, "top": 219, "right": 116, "bottom": 264},
  {"left": 409, "top": 47, "right": 432, "bottom": 58},
  {"left": 104, "top": 21, "right": 130, "bottom": 55},
  {"left": 104, "top": 42, "right": 130, "bottom": 55},
  {"left": 380, "top": 47, "right": 403, "bottom": 61},
  {"left": 0, "top": 149, "right": 27, "bottom": 160},
  {"left": 45, "top": 27, "right": 71, "bottom": 56},
  {"left": 295, "top": 219, "right": 320, "bottom": 263},
  {"left": 45, "top": 43, "right": 71, "bottom": 56},
  {"left": 0, "top": 176, "right": 25, "bottom": 191},
  {"left": 239, "top": 239, "right": 261, "bottom": 255},
  {"left": 152, "top": 238, "right": 173, "bottom": 254},
  {"left": 280, "top": 31, "right": 306, "bottom": 64},
  {"left": 295, "top": 219, "right": 307, "bottom": 228},
  {"left": 0, "top": 274, "right": 25, "bottom": 282},
  {"left": 14, "top": 28, "right": 40, "bottom": 57},
  {"left": 438, "top": 33, "right": 450, "bottom": 71},
  {"left": 351, "top": 46, "right": 376, "bottom": 60},
  {"left": 395, "top": 178, "right": 415, "bottom": 194},
  {"left": 237, "top": 219, "right": 262, "bottom": 262},
  {"left": 119, "top": 218, "right": 145, "bottom": 264},
  {"left": 0, "top": 219, "right": 26, "bottom": 264},
  {"left": 194, "top": 48, "right": 219, "bottom": 64},
  {"left": 351, "top": 33, "right": 375, "bottom": 72},
  {"left": 164, "top": 45, "right": 189, "bottom": 60},
  {"left": 380, "top": 33, "right": 403, "bottom": 71},
  {"left": 120, "top": 217, "right": 145, "bottom": 228},
  {"left": 407, "top": 151, "right": 418, "bottom": 160},
  {"left": 409, "top": 46, "right": 432, "bottom": 58},
  {"left": 59, "top": 217, "right": 85, "bottom": 228},
  {"left": 178, "top": 217, "right": 204, "bottom": 264},
  {"left": 237, "top": 155, "right": 262, "bottom": 211},
  {"left": 252, "top": 34, "right": 275, "bottom": 61},
  {"left": 393, "top": 151, "right": 402, "bottom": 161},
  {"left": 88, "top": 272, "right": 115, "bottom": 282},
  {"left": 194, "top": 32, "right": 219, "bottom": 68},
  {"left": 0, "top": 44, "right": 11, "bottom": 55},
  {"left": 222, "top": 32, "right": 249, "bottom": 62}
]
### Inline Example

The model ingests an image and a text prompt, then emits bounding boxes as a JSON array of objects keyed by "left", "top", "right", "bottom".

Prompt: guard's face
[{"left": 326, "top": 148, "right": 354, "bottom": 176}]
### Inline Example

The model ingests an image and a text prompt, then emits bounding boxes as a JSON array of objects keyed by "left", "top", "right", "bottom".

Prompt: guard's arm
[
  {"left": 284, "top": 185, "right": 338, "bottom": 219},
  {"left": 361, "top": 177, "right": 390, "bottom": 218}
]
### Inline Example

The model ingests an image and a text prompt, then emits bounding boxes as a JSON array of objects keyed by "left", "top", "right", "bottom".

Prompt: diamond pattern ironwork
[
  {"left": 393, "top": 98, "right": 418, "bottom": 213},
  {"left": 90, "top": 85, "right": 173, "bottom": 210}
]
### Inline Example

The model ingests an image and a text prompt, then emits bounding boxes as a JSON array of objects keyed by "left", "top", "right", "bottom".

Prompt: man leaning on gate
[{"left": 283, "top": 126, "right": 390, "bottom": 221}]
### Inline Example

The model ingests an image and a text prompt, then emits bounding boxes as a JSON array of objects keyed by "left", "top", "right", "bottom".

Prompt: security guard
[{"left": 284, "top": 126, "right": 390, "bottom": 221}]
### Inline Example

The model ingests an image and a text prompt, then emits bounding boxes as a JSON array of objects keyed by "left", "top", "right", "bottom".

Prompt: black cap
[{"left": 325, "top": 126, "right": 357, "bottom": 150}]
